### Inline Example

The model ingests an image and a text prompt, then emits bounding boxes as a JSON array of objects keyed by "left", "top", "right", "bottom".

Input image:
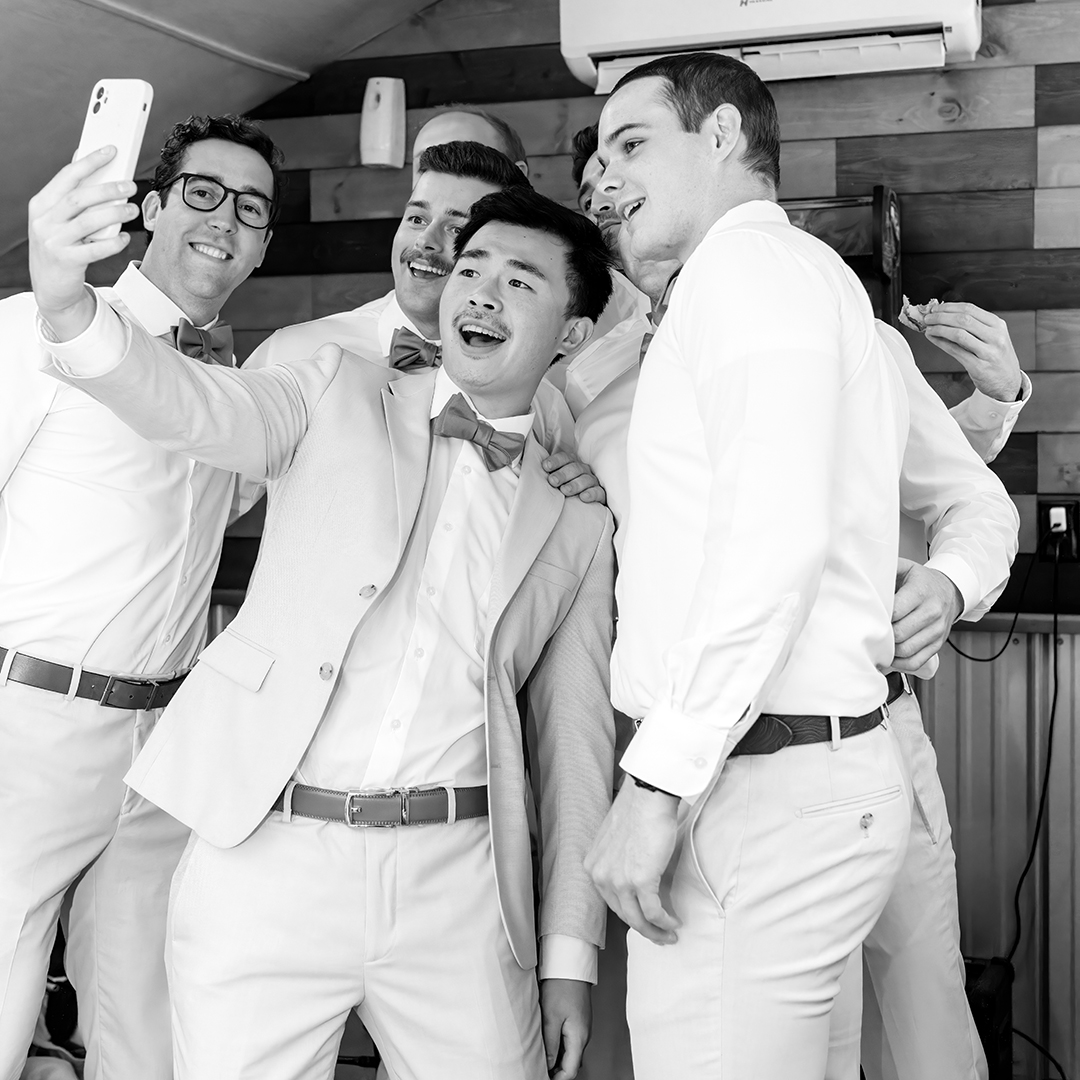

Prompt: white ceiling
[{"left": 0, "top": 0, "right": 435, "bottom": 260}]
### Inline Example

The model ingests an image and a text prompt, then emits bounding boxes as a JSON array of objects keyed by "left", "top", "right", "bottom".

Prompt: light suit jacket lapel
[
  {"left": 485, "top": 436, "right": 564, "bottom": 650},
  {"left": 381, "top": 370, "right": 437, "bottom": 558}
]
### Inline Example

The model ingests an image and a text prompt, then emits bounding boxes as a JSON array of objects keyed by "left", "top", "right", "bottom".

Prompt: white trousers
[
  {"left": 165, "top": 811, "right": 546, "bottom": 1080},
  {"left": 625, "top": 722, "right": 911, "bottom": 1080},
  {"left": 825, "top": 690, "right": 988, "bottom": 1080},
  {"left": 0, "top": 680, "right": 189, "bottom": 1080}
]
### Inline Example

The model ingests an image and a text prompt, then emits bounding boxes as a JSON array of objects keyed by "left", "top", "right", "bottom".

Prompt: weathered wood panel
[
  {"left": 253, "top": 219, "right": 398, "bottom": 276},
  {"left": 312, "top": 272, "right": 395, "bottom": 318},
  {"left": 253, "top": 44, "right": 590, "bottom": 120},
  {"left": 1038, "top": 124, "right": 1080, "bottom": 185},
  {"left": 344, "top": 0, "right": 559, "bottom": 59},
  {"left": 990, "top": 431, "right": 1039, "bottom": 493},
  {"left": 1015, "top": 372, "right": 1080, "bottom": 429},
  {"left": 1013, "top": 494, "right": 1038, "bottom": 553},
  {"left": 1036, "top": 62, "right": 1080, "bottom": 125},
  {"left": 1034, "top": 186, "right": 1080, "bottom": 246},
  {"left": 772, "top": 67, "right": 1035, "bottom": 142},
  {"left": 260, "top": 115, "right": 362, "bottom": 172},
  {"left": 779, "top": 141, "right": 837, "bottom": 199},
  {"left": 1038, "top": 432, "right": 1080, "bottom": 490},
  {"left": 965, "top": 1, "right": 1080, "bottom": 69},
  {"left": 1037, "top": 308, "right": 1080, "bottom": 368},
  {"left": 903, "top": 249, "right": 1080, "bottom": 310},
  {"left": 902, "top": 189, "right": 1034, "bottom": 252},
  {"left": 836, "top": 128, "right": 1037, "bottom": 195},
  {"left": 220, "top": 276, "right": 314, "bottom": 329}
]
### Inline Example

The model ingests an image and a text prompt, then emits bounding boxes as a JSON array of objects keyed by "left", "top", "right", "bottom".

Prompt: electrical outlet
[{"left": 1037, "top": 499, "right": 1080, "bottom": 562}]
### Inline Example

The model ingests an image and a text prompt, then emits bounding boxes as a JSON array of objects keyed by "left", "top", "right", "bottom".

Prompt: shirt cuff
[
  {"left": 36, "top": 288, "right": 130, "bottom": 378},
  {"left": 539, "top": 935, "right": 598, "bottom": 984},
  {"left": 924, "top": 552, "right": 981, "bottom": 621},
  {"left": 964, "top": 373, "right": 1029, "bottom": 429},
  {"left": 620, "top": 702, "right": 732, "bottom": 800}
]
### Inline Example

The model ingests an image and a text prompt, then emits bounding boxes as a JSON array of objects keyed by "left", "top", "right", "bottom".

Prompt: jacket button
[
  {"left": 319, "top": 663, "right": 334, "bottom": 680},
  {"left": 359, "top": 584, "right": 377, "bottom": 598}
]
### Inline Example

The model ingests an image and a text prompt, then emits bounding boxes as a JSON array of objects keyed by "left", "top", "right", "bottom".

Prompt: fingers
[
  {"left": 32, "top": 146, "right": 118, "bottom": 211},
  {"left": 550, "top": 1021, "right": 587, "bottom": 1080},
  {"left": 613, "top": 885, "right": 678, "bottom": 944},
  {"left": 542, "top": 1008, "right": 563, "bottom": 1074},
  {"left": 892, "top": 639, "right": 944, "bottom": 673},
  {"left": 576, "top": 484, "right": 607, "bottom": 505},
  {"left": 545, "top": 460, "right": 587, "bottom": 487},
  {"left": 893, "top": 619, "right": 947, "bottom": 665}
]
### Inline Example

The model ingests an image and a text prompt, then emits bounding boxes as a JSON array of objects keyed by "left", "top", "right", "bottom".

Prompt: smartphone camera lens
[
  {"left": 92, "top": 102, "right": 101, "bottom": 114},
  {"left": 96, "top": 87, "right": 104, "bottom": 99}
]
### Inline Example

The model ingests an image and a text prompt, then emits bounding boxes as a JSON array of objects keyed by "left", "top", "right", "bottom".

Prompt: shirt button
[
  {"left": 462, "top": 465, "right": 472, "bottom": 475},
  {"left": 319, "top": 663, "right": 334, "bottom": 680},
  {"left": 414, "top": 647, "right": 425, "bottom": 658},
  {"left": 391, "top": 718, "right": 401, "bottom": 730},
  {"left": 426, "top": 586, "right": 436, "bottom": 597},
  {"left": 444, "top": 523, "right": 453, "bottom": 532},
  {"left": 164, "top": 633, "right": 172, "bottom": 643},
  {"left": 694, "top": 757, "right": 707, "bottom": 769},
  {"left": 181, "top": 574, "right": 189, "bottom": 585},
  {"left": 359, "top": 584, "right": 377, "bottom": 598}
]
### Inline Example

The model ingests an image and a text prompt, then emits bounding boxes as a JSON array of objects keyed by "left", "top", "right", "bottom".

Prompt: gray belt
[{"left": 272, "top": 783, "right": 488, "bottom": 827}]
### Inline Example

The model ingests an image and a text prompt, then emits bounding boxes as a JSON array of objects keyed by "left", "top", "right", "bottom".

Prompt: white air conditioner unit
[{"left": 560, "top": 0, "right": 982, "bottom": 93}]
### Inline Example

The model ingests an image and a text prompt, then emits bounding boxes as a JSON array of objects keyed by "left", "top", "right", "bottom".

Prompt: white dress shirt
[
  {"left": 3, "top": 263, "right": 235, "bottom": 675},
  {"left": 612, "top": 201, "right": 914, "bottom": 799},
  {"left": 246, "top": 291, "right": 574, "bottom": 454}
]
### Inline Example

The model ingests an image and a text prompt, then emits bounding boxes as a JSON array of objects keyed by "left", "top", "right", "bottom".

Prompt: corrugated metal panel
[{"left": 919, "top": 629, "right": 1078, "bottom": 1079}]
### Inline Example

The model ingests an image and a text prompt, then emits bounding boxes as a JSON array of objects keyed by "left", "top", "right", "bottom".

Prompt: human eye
[
  {"left": 508, "top": 278, "right": 533, "bottom": 291},
  {"left": 623, "top": 138, "right": 642, "bottom": 154},
  {"left": 187, "top": 178, "right": 218, "bottom": 200},
  {"left": 238, "top": 196, "right": 265, "bottom": 217},
  {"left": 406, "top": 214, "right": 427, "bottom": 227},
  {"left": 447, "top": 224, "right": 463, "bottom": 236},
  {"left": 457, "top": 266, "right": 479, "bottom": 278}
]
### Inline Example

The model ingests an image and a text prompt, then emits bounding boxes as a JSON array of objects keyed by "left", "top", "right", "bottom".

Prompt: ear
[
  {"left": 255, "top": 227, "right": 273, "bottom": 268},
  {"left": 707, "top": 103, "right": 743, "bottom": 163},
  {"left": 559, "top": 315, "right": 594, "bottom": 355},
  {"left": 141, "top": 188, "right": 162, "bottom": 234}
]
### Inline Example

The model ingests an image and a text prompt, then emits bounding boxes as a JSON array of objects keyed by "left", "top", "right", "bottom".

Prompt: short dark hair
[
  {"left": 417, "top": 141, "right": 532, "bottom": 192},
  {"left": 453, "top": 187, "right": 614, "bottom": 322},
  {"left": 570, "top": 124, "right": 599, "bottom": 187},
  {"left": 612, "top": 53, "right": 780, "bottom": 189},
  {"left": 152, "top": 114, "right": 284, "bottom": 221},
  {"left": 437, "top": 105, "right": 528, "bottom": 167}
]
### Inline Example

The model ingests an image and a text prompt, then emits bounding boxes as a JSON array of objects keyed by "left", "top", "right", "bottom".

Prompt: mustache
[{"left": 399, "top": 247, "right": 454, "bottom": 275}]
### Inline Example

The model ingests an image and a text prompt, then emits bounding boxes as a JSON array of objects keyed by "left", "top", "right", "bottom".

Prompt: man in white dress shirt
[
  {"left": 579, "top": 52, "right": 1008, "bottom": 1078},
  {"left": 572, "top": 108, "right": 1024, "bottom": 1080},
  {"left": 0, "top": 115, "right": 281, "bottom": 1080},
  {"left": 29, "top": 177, "right": 619, "bottom": 1080}
]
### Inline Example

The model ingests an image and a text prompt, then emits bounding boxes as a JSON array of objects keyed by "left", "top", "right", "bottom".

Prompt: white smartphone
[{"left": 74, "top": 79, "right": 154, "bottom": 241}]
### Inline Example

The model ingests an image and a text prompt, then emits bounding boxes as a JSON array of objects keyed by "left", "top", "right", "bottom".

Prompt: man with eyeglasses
[{"left": 1, "top": 113, "right": 280, "bottom": 1080}]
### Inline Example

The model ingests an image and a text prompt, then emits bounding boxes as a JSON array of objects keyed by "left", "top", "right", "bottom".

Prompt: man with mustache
[
  {"left": 582, "top": 53, "right": 1017, "bottom": 1079},
  {"left": 2, "top": 114, "right": 281, "bottom": 1080},
  {"left": 28, "top": 178, "right": 618, "bottom": 1080},
  {"left": 571, "top": 115, "right": 1023, "bottom": 1080},
  {"left": 246, "top": 141, "right": 595, "bottom": 496}
]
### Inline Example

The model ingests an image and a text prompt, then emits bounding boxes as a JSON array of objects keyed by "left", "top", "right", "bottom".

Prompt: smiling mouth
[
  {"left": 406, "top": 257, "right": 450, "bottom": 280},
  {"left": 622, "top": 199, "right": 644, "bottom": 222},
  {"left": 457, "top": 322, "right": 508, "bottom": 349},
  {"left": 191, "top": 242, "right": 231, "bottom": 261}
]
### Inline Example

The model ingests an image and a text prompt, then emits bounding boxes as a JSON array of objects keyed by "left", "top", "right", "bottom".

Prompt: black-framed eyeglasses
[{"left": 160, "top": 173, "right": 276, "bottom": 230}]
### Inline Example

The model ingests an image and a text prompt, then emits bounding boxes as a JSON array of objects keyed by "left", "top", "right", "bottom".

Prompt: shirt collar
[
  {"left": 430, "top": 367, "right": 534, "bottom": 444},
  {"left": 705, "top": 199, "right": 789, "bottom": 239},
  {"left": 378, "top": 291, "right": 438, "bottom": 355},
  {"left": 111, "top": 262, "right": 197, "bottom": 338}
]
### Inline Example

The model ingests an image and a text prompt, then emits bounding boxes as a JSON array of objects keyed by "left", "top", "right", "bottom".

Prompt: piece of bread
[{"left": 898, "top": 294, "right": 943, "bottom": 333}]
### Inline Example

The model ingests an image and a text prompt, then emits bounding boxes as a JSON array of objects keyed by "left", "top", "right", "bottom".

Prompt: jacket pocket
[
  {"left": 797, "top": 785, "right": 903, "bottom": 820},
  {"left": 197, "top": 627, "right": 276, "bottom": 692},
  {"left": 526, "top": 559, "right": 579, "bottom": 592}
]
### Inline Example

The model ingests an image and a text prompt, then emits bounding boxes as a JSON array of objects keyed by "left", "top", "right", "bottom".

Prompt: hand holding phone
[{"left": 73, "top": 79, "right": 153, "bottom": 241}]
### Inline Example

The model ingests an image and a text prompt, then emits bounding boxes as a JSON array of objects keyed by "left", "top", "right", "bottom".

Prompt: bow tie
[
  {"left": 390, "top": 326, "right": 441, "bottom": 373},
  {"left": 431, "top": 393, "right": 526, "bottom": 473},
  {"left": 166, "top": 318, "right": 233, "bottom": 366},
  {"left": 639, "top": 268, "right": 682, "bottom": 365}
]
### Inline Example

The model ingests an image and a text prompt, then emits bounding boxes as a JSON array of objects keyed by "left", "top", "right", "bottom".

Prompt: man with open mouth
[
  {"left": 28, "top": 177, "right": 619, "bottom": 1080},
  {"left": 246, "top": 140, "right": 601, "bottom": 503}
]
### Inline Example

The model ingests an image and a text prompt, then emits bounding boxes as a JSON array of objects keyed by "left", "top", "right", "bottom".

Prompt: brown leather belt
[
  {"left": 0, "top": 646, "right": 188, "bottom": 711},
  {"left": 272, "top": 783, "right": 488, "bottom": 827},
  {"left": 729, "top": 671, "right": 909, "bottom": 757}
]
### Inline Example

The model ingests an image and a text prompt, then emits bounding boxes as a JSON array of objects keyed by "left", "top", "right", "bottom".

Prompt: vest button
[
  {"left": 359, "top": 584, "right": 377, "bottom": 598},
  {"left": 319, "top": 663, "right": 334, "bottom": 680}
]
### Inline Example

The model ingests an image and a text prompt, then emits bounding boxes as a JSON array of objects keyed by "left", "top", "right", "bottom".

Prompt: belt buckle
[
  {"left": 343, "top": 788, "right": 402, "bottom": 828},
  {"left": 100, "top": 674, "right": 154, "bottom": 709}
]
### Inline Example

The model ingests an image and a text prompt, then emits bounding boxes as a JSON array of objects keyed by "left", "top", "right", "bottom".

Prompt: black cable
[
  {"left": 1005, "top": 535, "right": 1061, "bottom": 965},
  {"left": 1013, "top": 1026, "right": 1070, "bottom": 1080},
  {"left": 947, "top": 528, "right": 1054, "bottom": 662}
]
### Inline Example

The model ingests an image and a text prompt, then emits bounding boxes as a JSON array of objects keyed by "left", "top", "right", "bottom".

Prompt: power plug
[{"left": 1037, "top": 499, "right": 1080, "bottom": 561}]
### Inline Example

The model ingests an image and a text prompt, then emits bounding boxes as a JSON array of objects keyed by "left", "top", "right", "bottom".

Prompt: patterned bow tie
[
  {"left": 431, "top": 393, "right": 526, "bottom": 472},
  {"left": 167, "top": 317, "right": 233, "bottom": 366},
  {"left": 390, "top": 326, "right": 441, "bottom": 373},
  {"left": 638, "top": 268, "right": 682, "bottom": 365}
]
